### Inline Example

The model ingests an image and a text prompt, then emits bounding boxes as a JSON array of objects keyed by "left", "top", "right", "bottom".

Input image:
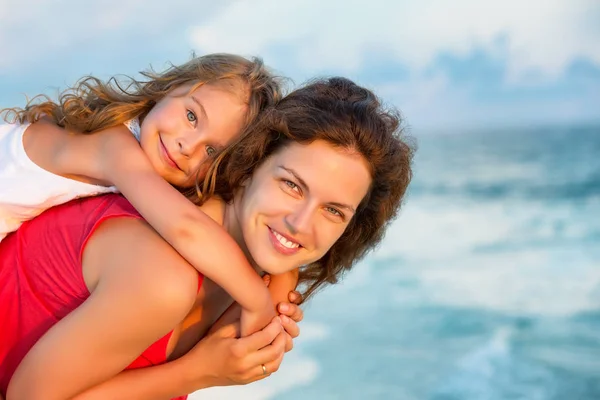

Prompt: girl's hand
[{"left": 276, "top": 290, "right": 304, "bottom": 352}]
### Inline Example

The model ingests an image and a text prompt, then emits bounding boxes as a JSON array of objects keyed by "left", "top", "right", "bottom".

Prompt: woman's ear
[
  {"left": 232, "top": 177, "right": 250, "bottom": 201},
  {"left": 239, "top": 176, "right": 251, "bottom": 187}
]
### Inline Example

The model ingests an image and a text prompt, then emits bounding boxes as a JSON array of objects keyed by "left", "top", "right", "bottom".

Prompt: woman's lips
[{"left": 268, "top": 226, "right": 302, "bottom": 256}]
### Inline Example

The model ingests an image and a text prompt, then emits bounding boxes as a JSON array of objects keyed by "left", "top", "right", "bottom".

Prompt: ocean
[{"left": 193, "top": 126, "right": 600, "bottom": 400}]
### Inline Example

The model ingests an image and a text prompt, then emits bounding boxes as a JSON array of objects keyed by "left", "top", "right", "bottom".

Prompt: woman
[{"left": 1, "top": 77, "right": 414, "bottom": 399}]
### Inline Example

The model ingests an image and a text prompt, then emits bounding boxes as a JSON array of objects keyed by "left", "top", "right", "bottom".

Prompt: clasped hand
[{"left": 180, "top": 288, "right": 303, "bottom": 389}]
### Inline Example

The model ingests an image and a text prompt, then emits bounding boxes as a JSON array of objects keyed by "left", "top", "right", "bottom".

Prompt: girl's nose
[{"left": 176, "top": 130, "right": 203, "bottom": 158}]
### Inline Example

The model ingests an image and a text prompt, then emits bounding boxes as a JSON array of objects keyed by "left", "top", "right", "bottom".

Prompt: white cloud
[
  {"left": 1, "top": 0, "right": 598, "bottom": 129},
  {"left": 0, "top": 0, "right": 227, "bottom": 72},
  {"left": 189, "top": 0, "right": 600, "bottom": 82}
]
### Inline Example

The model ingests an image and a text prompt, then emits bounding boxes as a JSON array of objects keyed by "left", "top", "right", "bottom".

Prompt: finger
[
  {"left": 242, "top": 360, "right": 276, "bottom": 383},
  {"left": 244, "top": 330, "right": 287, "bottom": 368},
  {"left": 258, "top": 363, "right": 271, "bottom": 379},
  {"left": 234, "top": 318, "right": 281, "bottom": 355},
  {"left": 280, "top": 314, "right": 300, "bottom": 339},
  {"left": 238, "top": 365, "right": 271, "bottom": 385},
  {"left": 278, "top": 302, "right": 304, "bottom": 323},
  {"left": 284, "top": 332, "right": 294, "bottom": 353},
  {"left": 289, "top": 290, "right": 303, "bottom": 305},
  {"left": 260, "top": 337, "right": 286, "bottom": 376}
]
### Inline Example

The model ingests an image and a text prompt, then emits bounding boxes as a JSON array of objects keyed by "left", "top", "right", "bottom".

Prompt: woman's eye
[
  {"left": 187, "top": 110, "right": 197, "bottom": 123},
  {"left": 284, "top": 180, "right": 298, "bottom": 190},
  {"left": 282, "top": 180, "right": 301, "bottom": 195},
  {"left": 325, "top": 207, "right": 343, "bottom": 218},
  {"left": 206, "top": 146, "right": 216, "bottom": 157}
]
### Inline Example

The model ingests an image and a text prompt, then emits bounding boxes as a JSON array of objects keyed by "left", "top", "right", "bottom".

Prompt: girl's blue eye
[
  {"left": 206, "top": 146, "right": 216, "bottom": 157},
  {"left": 187, "top": 110, "right": 197, "bottom": 122}
]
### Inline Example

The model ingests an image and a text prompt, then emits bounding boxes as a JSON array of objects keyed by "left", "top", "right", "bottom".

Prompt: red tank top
[{"left": 0, "top": 194, "right": 201, "bottom": 399}]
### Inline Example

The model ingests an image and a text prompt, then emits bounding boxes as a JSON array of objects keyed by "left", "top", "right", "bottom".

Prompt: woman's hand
[
  {"left": 182, "top": 318, "right": 286, "bottom": 388},
  {"left": 180, "top": 288, "right": 304, "bottom": 390}
]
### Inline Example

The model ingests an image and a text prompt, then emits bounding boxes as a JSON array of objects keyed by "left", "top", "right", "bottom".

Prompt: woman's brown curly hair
[
  {"left": 201, "top": 77, "right": 415, "bottom": 300},
  {"left": 1, "top": 53, "right": 283, "bottom": 135}
]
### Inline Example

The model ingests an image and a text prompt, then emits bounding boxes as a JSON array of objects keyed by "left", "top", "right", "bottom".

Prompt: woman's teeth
[{"left": 272, "top": 229, "right": 300, "bottom": 249}]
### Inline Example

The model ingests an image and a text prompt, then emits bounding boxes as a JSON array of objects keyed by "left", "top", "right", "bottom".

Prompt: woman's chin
[{"left": 253, "top": 255, "right": 293, "bottom": 276}]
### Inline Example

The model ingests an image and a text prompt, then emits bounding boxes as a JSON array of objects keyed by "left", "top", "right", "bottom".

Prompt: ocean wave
[
  {"left": 432, "top": 327, "right": 557, "bottom": 400},
  {"left": 410, "top": 175, "right": 600, "bottom": 201}
]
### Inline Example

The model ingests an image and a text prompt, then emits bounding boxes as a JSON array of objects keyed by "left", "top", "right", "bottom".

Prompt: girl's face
[
  {"left": 139, "top": 83, "right": 248, "bottom": 187},
  {"left": 231, "top": 140, "right": 372, "bottom": 275}
]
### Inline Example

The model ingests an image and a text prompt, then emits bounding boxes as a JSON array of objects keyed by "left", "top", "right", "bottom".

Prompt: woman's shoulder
[
  {"left": 81, "top": 198, "right": 199, "bottom": 308},
  {"left": 70, "top": 193, "right": 140, "bottom": 216},
  {"left": 7, "top": 195, "right": 139, "bottom": 265},
  {"left": 198, "top": 196, "right": 227, "bottom": 225},
  {"left": 33, "top": 193, "right": 139, "bottom": 222}
]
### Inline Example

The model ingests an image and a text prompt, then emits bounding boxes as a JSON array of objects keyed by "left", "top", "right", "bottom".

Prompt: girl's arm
[
  {"left": 6, "top": 217, "right": 199, "bottom": 400},
  {"left": 24, "top": 120, "right": 274, "bottom": 336},
  {"left": 268, "top": 269, "right": 301, "bottom": 311}
]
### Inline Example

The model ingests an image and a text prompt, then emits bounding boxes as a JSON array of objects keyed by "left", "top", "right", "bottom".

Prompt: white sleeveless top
[{"left": 0, "top": 119, "right": 140, "bottom": 242}]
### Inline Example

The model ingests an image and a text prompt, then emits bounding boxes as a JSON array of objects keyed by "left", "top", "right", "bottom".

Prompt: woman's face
[
  {"left": 139, "top": 83, "right": 248, "bottom": 188},
  {"left": 232, "top": 140, "right": 372, "bottom": 275}
]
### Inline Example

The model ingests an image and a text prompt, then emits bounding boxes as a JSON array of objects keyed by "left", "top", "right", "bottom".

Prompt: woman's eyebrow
[
  {"left": 278, "top": 166, "right": 308, "bottom": 191},
  {"left": 278, "top": 165, "right": 356, "bottom": 213}
]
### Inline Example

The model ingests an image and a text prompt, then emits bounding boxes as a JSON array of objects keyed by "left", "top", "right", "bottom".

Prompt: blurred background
[{"left": 1, "top": 0, "right": 599, "bottom": 398}]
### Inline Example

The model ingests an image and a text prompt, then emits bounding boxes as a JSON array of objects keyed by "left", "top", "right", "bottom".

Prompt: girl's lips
[
  {"left": 268, "top": 227, "right": 302, "bottom": 256},
  {"left": 159, "top": 136, "right": 181, "bottom": 171}
]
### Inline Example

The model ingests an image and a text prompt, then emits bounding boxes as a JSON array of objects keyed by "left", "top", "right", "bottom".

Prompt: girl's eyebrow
[
  {"left": 278, "top": 165, "right": 356, "bottom": 213},
  {"left": 191, "top": 95, "right": 208, "bottom": 121}
]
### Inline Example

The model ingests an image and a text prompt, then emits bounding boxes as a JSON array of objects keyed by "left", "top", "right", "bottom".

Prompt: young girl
[{"left": 0, "top": 53, "right": 288, "bottom": 336}]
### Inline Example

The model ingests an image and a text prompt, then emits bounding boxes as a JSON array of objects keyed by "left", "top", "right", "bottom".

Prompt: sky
[{"left": 0, "top": 0, "right": 598, "bottom": 132}]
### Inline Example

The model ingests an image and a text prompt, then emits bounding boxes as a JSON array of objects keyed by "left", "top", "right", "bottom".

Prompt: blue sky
[{"left": 0, "top": 0, "right": 598, "bottom": 132}]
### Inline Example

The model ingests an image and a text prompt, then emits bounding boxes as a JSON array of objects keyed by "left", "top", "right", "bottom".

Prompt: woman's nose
[{"left": 284, "top": 203, "right": 313, "bottom": 235}]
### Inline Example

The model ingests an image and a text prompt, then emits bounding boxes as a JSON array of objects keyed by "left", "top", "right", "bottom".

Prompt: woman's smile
[{"left": 268, "top": 226, "right": 302, "bottom": 255}]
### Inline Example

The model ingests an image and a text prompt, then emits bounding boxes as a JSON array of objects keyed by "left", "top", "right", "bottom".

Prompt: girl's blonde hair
[{"left": 2, "top": 53, "right": 283, "bottom": 134}]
